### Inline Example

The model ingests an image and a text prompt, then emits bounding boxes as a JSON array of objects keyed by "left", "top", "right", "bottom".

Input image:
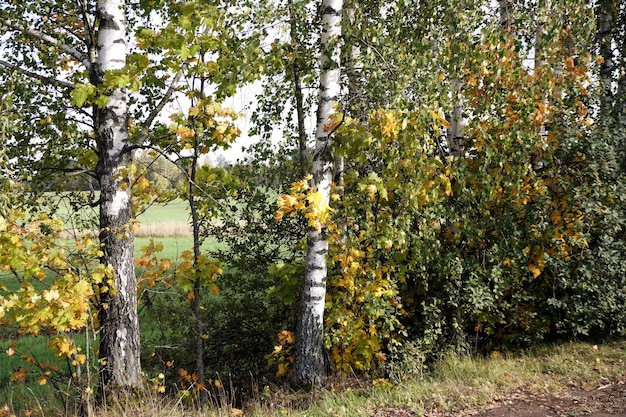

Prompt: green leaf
[{"left": 71, "top": 84, "right": 95, "bottom": 107}]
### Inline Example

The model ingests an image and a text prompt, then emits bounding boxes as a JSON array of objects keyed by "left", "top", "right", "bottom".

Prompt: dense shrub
[{"left": 141, "top": 143, "right": 305, "bottom": 395}]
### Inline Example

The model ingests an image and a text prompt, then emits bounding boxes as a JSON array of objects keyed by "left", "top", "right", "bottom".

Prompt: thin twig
[{"left": 0, "top": 59, "right": 76, "bottom": 89}]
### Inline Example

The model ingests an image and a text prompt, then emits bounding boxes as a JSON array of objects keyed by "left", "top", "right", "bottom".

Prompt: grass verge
[
  {"left": 245, "top": 340, "right": 625, "bottom": 417},
  {"left": 1, "top": 340, "right": 624, "bottom": 416}
]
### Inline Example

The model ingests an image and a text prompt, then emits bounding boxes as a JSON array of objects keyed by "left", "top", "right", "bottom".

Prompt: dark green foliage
[{"left": 141, "top": 141, "right": 306, "bottom": 393}]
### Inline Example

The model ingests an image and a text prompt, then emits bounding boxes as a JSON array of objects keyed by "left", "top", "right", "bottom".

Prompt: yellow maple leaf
[
  {"left": 176, "top": 126, "right": 195, "bottom": 139},
  {"left": 43, "top": 289, "right": 60, "bottom": 302},
  {"left": 381, "top": 112, "right": 398, "bottom": 136},
  {"left": 529, "top": 264, "right": 542, "bottom": 278},
  {"left": 430, "top": 109, "right": 451, "bottom": 129}
]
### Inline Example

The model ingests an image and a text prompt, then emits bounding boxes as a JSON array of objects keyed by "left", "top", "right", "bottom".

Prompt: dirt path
[
  {"left": 464, "top": 380, "right": 626, "bottom": 417},
  {"left": 372, "top": 379, "right": 626, "bottom": 417}
]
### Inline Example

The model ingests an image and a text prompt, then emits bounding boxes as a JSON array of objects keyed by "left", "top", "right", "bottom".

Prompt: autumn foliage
[{"left": 272, "top": 22, "right": 626, "bottom": 375}]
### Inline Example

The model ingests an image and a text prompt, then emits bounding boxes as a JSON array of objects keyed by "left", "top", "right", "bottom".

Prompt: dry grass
[
  {"left": 134, "top": 222, "right": 191, "bottom": 237},
  {"left": 243, "top": 340, "right": 626, "bottom": 417},
  {"left": 58, "top": 222, "right": 192, "bottom": 239},
  {"left": 2, "top": 341, "right": 624, "bottom": 416},
  {"left": 94, "top": 392, "right": 195, "bottom": 417}
]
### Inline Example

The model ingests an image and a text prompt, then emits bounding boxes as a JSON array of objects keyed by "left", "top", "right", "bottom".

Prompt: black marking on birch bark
[
  {"left": 321, "top": 6, "right": 342, "bottom": 16},
  {"left": 320, "top": 166, "right": 333, "bottom": 178},
  {"left": 90, "top": 62, "right": 104, "bottom": 85},
  {"left": 99, "top": 12, "right": 122, "bottom": 30},
  {"left": 317, "top": 92, "right": 337, "bottom": 104},
  {"left": 314, "top": 248, "right": 329, "bottom": 256},
  {"left": 306, "top": 264, "right": 325, "bottom": 272}
]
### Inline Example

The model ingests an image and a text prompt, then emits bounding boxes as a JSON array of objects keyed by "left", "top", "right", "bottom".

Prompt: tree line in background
[{"left": 1, "top": 0, "right": 626, "bottom": 413}]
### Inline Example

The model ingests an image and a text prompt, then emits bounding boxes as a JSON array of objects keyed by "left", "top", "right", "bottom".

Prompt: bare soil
[
  {"left": 460, "top": 380, "right": 626, "bottom": 417},
  {"left": 372, "top": 378, "right": 626, "bottom": 417}
]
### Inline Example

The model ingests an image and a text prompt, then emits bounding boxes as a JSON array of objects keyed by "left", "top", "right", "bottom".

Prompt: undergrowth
[{"left": 1, "top": 340, "right": 624, "bottom": 417}]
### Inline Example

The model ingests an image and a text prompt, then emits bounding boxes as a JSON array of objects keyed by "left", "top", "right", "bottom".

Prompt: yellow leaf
[
  {"left": 43, "top": 289, "right": 60, "bottom": 302},
  {"left": 430, "top": 109, "right": 450, "bottom": 129},
  {"left": 381, "top": 112, "right": 398, "bottom": 136},
  {"left": 176, "top": 126, "right": 195, "bottom": 139},
  {"left": 529, "top": 265, "right": 542, "bottom": 278}
]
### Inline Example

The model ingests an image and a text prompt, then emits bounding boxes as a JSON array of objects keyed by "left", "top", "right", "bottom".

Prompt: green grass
[
  {"left": 136, "top": 199, "right": 190, "bottom": 225},
  {"left": 40, "top": 193, "right": 193, "bottom": 237},
  {"left": 0, "top": 334, "right": 78, "bottom": 414},
  {"left": 135, "top": 236, "right": 225, "bottom": 260},
  {"left": 0, "top": 324, "right": 624, "bottom": 416},
  {"left": 243, "top": 341, "right": 626, "bottom": 417}
]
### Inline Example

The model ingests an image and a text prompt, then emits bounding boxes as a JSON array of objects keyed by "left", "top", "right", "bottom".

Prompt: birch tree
[
  {"left": 0, "top": 0, "right": 264, "bottom": 391},
  {"left": 92, "top": 0, "right": 143, "bottom": 389},
  {"left": 0, "top": 0, "right": 142, "bottom": 388},
  {"left": 292, "top": 0, "right": 343, "bottom": 387}
]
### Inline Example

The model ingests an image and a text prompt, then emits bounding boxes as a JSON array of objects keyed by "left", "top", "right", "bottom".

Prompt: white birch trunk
[
  {"left": 615, "top": 35, "right": 626, "bottom": 125},
  {"left": 293, "top": 0, "right": 343, "bottom": 387},
  {"left": 94, "top": 0, "right": 142, "bottom": 388},
  {"left": 533, "top": 1, "right": 548, "bottom": 171}
]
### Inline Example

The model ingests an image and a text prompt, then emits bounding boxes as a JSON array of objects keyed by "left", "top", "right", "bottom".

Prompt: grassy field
[
  {"left": 47, "top": 193, "right": 192, "bottom": 237},
  {"left": 135, "top": 199, "right": 192, "bottom": 237},
  {"left": 135, "top": 236, "right": 225, "bottom": 261}
]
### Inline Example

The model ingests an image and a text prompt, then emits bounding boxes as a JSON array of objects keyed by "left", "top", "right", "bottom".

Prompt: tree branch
[
  {"left": 4, "top": 21, "right": 91, "bottom": 70},
  {"left": 0, "top": 59, "right": 76, "bottom": 90},
  {"left": 349, "top": 34, "right": 396, "bottom": 74},
  {"left": 74, "top": 0, "right": 96, "bottom": 59},
  {"left": 135, "top": 66, "right": 187, "bottom": 145},
  {"left": 130, "top": 143, "right": 235, "bottom": 215}
]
